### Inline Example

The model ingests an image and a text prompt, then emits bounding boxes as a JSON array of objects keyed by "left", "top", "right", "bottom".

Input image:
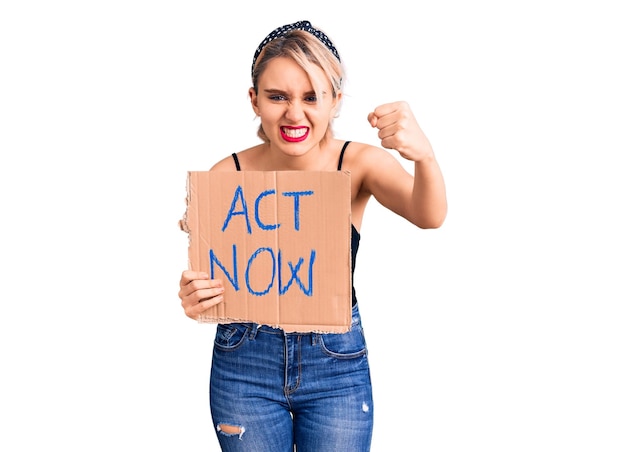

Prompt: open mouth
[{"left": 280, "top": 126, "right": 309, "bottom": 142}]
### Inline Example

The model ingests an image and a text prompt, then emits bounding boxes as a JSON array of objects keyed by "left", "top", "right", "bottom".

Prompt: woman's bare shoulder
[
  {"left": 209, "top": 145, "right": 262, "bottom": 172},
  {"left": 342, "top": 140, "right": 399, "bottom": 168},
  {"left": 209, "top": 155, "right": 237, "bottom": 172}
]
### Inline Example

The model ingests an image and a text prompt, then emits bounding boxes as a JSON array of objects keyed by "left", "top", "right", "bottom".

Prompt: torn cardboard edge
[{"left": 181, "top": 170, "right": 353, "bottom": 333}]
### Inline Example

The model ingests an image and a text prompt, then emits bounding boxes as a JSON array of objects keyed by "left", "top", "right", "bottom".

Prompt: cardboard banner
[{"left": 181, "top": 170, "right": 352, "bottom": 333}]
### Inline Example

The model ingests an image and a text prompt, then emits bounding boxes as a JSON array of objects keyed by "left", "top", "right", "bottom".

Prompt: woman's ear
[
  {"left": 331, "top": 91, "right": 343, "bottom": 118},
  {"left": 249, "top": 87, "right": 260, "bottom": 116}
]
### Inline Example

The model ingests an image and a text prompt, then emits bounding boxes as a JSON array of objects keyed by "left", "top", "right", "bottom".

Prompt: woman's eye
[
  {"left": 269, "top": 94, "right": 287, "bottom": 101},
  {"left": 304, "top": 96, "right": 317, "bottom": 103}
]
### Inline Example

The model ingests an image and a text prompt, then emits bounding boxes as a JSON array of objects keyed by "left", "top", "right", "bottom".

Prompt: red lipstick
[{"left": 280, "top": 126, "right": 309, "bottom": 142}]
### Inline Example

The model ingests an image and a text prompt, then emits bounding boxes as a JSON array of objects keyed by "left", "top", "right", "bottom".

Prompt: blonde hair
[{"left": 251, "top": 29, "right": 344, "bottom": 143}]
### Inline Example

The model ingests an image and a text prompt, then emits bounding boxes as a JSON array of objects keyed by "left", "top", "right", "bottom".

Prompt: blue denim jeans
[{"left": 209, "top": 303, "right": 374, "bottom": 451}]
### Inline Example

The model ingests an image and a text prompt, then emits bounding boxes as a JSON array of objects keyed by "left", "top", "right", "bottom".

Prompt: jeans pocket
[
  {"left": 319, "top": 325, "right": 367, "bottom": 359},
  {"left": 213, "top": 323, "right": 250, "bottom": 351}
]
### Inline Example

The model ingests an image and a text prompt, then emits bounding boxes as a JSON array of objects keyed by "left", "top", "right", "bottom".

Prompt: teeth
[{"left": 282, "top": 127, "right": 307, "bottom": 138}]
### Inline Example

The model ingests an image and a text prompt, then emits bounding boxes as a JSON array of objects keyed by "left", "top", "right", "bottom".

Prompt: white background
[{"left": 1, "top": 1, "right": 625, "bottom": 450}]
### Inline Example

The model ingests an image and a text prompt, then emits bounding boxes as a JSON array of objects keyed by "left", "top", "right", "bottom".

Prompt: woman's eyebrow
[{"left": 263, "top": 89, "right": 320, "bottom": 96}]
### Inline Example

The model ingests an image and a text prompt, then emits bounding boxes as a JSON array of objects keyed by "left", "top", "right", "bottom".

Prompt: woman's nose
[{"left": 284, "top": 100, "right": 305, "bottom": 122}]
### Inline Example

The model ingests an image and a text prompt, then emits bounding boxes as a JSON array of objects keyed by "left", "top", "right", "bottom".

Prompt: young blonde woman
[{"left": 178, "top": 20, "right": 447, "bottom": 451}]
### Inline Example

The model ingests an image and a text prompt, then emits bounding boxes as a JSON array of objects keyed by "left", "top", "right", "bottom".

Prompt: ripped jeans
[{"left": 209, "top": 303, "right": 374, "bottom": 451}]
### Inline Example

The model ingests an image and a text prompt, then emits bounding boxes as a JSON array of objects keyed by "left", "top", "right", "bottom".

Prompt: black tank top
[{"left": 231, "top": 141, "right": 360, "bottom": 306}]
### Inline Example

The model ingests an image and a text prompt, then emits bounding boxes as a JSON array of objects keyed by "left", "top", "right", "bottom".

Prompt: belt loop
[{"left": 248, "top": 323, "right": 259, "bottom": 340}]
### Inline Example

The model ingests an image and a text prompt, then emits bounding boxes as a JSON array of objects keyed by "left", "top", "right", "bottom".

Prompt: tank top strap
[
  {"left": 337, "top": 141, "right": 352, "bottom": 171},
  {"left": 234, "top": 146, "right": 349, "bottom": 171},
  {"left": 232, "top": 152, "right": 241, "bottom": 171}
]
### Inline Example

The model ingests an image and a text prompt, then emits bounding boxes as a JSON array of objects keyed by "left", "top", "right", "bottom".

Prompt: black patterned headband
[{"left": 251, "top": 20, "right": 341, "bottom": 76}]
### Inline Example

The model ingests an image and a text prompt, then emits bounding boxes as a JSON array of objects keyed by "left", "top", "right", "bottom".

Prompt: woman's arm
[{"left": 363, "top": 101, "right": 447, "bottom": 229}]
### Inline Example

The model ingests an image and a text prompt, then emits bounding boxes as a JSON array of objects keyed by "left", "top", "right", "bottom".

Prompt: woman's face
[{"left": 250, "top": 57, "right": 339, "bottom": 156}]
